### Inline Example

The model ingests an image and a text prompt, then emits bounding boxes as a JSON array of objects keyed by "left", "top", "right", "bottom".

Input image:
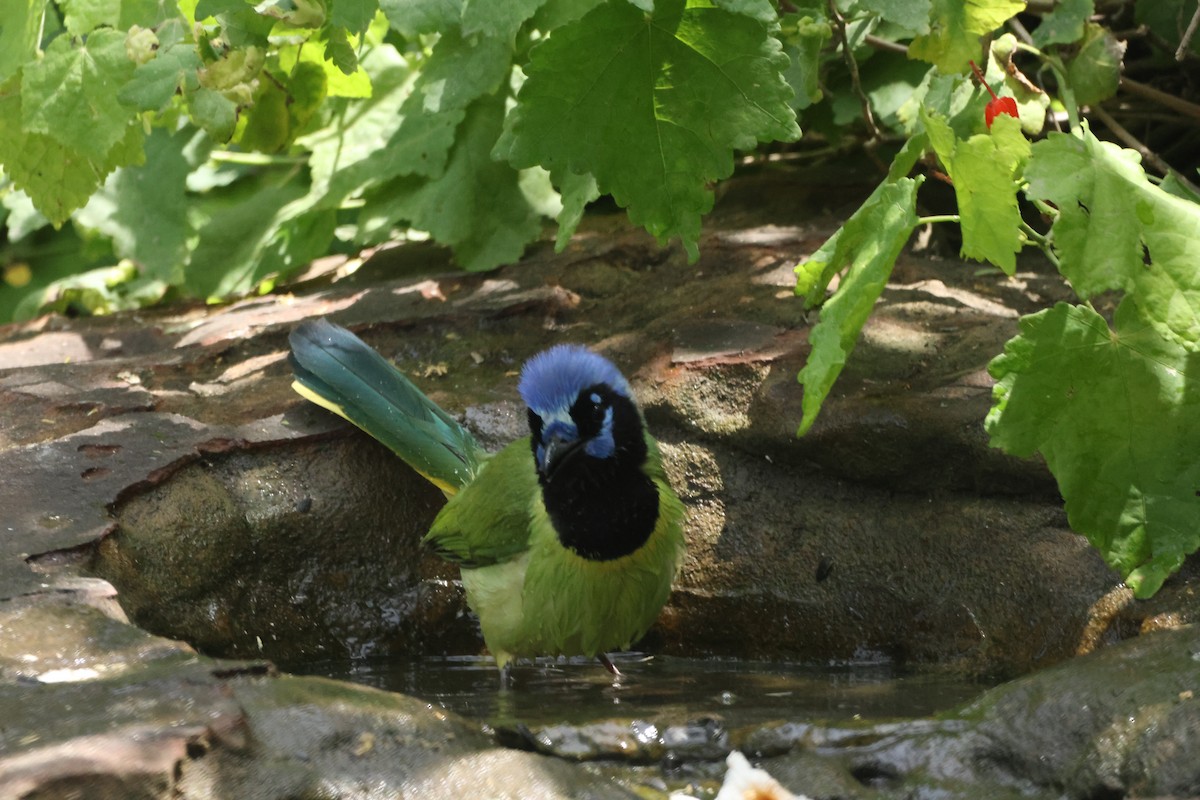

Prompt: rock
[
  {"left": 521, "top": 625, "right": 1200, "bottom": 799},
  {"left": 0, "top": 595, "right": 638, "bottom": 799},
  {"left": 0, "top": 219, "right": 1145, "bottom": 674},
  {"left": 2, "top": 167, "right": 1198, "bottom": 797}
]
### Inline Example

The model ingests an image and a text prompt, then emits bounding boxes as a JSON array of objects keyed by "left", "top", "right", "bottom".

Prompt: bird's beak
[{"left": 541, "top": 432, "right": 583, "bottom": 480}]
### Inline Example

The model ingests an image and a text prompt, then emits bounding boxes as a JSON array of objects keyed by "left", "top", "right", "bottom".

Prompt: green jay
[{"left": 288, "top": 319, "right": 686, "bottom": 674}]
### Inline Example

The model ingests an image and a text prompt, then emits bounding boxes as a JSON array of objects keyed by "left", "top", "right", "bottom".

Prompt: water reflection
[{"left": 288, "top": 653, "right": 989, "bottom": 729}]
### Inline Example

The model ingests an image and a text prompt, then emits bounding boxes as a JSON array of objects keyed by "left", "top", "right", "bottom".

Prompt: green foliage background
[{"left": 2, "top": 0, "right": 1199, "bottom": 597}]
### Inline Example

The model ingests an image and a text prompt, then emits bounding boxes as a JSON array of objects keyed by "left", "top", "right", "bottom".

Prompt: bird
[{"left": 288, "top": 319, "right": 686, "bottom": 675}]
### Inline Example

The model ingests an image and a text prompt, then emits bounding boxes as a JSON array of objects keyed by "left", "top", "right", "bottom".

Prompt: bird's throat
[{"left": 541, "top": 465, "right": 659, "bottom": 561}]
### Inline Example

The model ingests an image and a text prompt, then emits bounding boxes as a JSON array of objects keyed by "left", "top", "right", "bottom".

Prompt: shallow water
[{"left": 290, "top": 653, "right": 991, "bottom": 729}]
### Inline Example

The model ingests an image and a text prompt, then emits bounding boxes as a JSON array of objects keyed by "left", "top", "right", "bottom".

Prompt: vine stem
[
  {"left": 915, "top": 214, "right": 960, "bottom": 226},
  {"left": 1020, "top": 221, "right": 1060, "bottom": 269},
  {"left": 827, "top": 0, "right": 882, "bottom": 143},
  {"left": 210, "top": 151, "right": 310, "bottom": 166}
]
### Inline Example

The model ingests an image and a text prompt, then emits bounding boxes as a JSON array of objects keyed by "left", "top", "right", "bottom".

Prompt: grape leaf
[
  {"left": 532, "top": 0, "right": 606, "bottom": 28},
  {"left": 75, "top": 128, "right": 192, "bottom": 285},
  {"left": 239, "top": 75, "right": 291, "bottom": 152},
  {"left": 358, "top": 95, "right": 543, "bottom": 271},
  {"left": 909, "top": 0, "right": 1024, "bottom": 73},
  {"left": 188, "top": 86, "right": 239, "bottom": 140},
  {"left": 795, "top": 178, "right": 921, "bottom": 435},
  {"left": 1066, "top": 22, "right": 1125, "bottom": 106},
  {"left": 781, "top": 9, "right": 831, "bottom": 110},
  {"left": 331, "top": 0, "right": 378, "bottom": 33},
  {"left": 502, "top": 0, "right": 799, "bottom": 262},
  {"left": 60, "top": 0, "right": 121, "bottom": 35},
  {"left": 924, "top": 111, "right": 1029, "bottom": 273},
  {"left": 21, "top": 29, "right": 139, "bottom": 164},
  {"left": 186, "top": 177, "right": 332, "bottom": 299},
  {"left": 986, "top": 301, "right": 1200, "bottom": 598},
  {"left": 856, "top": 0, "right": 931, "bottom": 34},
  {"left": 378, "top": 0, "right": 463, "bottom": 37},
  {"left": 119, "top": 40, "right": 204, "bottom": 111},
  {"left": 462, "top": 0, "right": 547, "bottom": 41},
  {"left": 0, "top": 77, "right": 145, "bottom": 225},
  {"left": 1024, "top": 126, "right": 1200, "bottom": 350},
  {"left": 553, "top": 168, "right": 600, "bottom": 250},
  {"left": 716, "top": 0, "right": 778, "bottom": 24},
  {"left": 277, "top": 36, "right": 370, "bottom": 98},
  {"left": 306, "top": 32, "right": 510, "bottom": 208},
  {"left": 1030, "top": 0, "right": 1092, "bottom": 48},
  {"left": 0, "top": 0, "right": 42, "bottom": 84}
]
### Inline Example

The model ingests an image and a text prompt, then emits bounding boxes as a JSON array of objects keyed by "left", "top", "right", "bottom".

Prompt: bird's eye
[{"left": 571, "top": 385, "right": 609, "bottom": 435}]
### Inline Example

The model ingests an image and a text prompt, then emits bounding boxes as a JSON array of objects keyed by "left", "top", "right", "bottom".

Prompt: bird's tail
[{"left": 288, "top": 319, "right": 483, "bottom": 496}]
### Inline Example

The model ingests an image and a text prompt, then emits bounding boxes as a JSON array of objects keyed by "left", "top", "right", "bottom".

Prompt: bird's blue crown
[{"left": 518, "top": 345, "right": 632, "bottom": 414}]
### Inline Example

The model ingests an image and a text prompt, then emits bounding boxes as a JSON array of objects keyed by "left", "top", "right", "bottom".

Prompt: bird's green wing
[
  {"left": 289, "top": 319, "right": 484, "bottom": 495},
  {"left": 423, "top": 440, "right": 537, "bottom": 568}
]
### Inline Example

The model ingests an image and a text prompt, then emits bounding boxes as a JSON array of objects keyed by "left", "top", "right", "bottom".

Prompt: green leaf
[
  {"left": 74, "top": 128, "right": 192, "bottom": 285},
  {"left": 305, "top": 32, "right": 509, "bottom": 209},
  {"left": 322, "top": 24, "right": 359, "bottom": 75},
  {"left": 378, "top": 0, "right": 463, "bottom": 37},
  {"left": 503, "top": 0, "right": 799, "bottom": 262},
  {"left": 0, "top": 76, "right": 145, "bottom": 225},
  {"left": 780, "top": 9, "right": 831, "bottom": 110},
  {"left": 856, "top": 0, "right": 931, "bottom": 34},
  {"left": 0, "top": 0, "right": 42, "bottom": 84},
  {"left": 21, "top": 29, "right": 139, "bottom": 164},
  {"left": 909, "top": 0, "right": 1024, "bottom": 73},
  {"left": 925, "top": 111, "right": 1029, "bottom": 273},
  {"left": 277, "top": 35, "right": 370, "bottom": 97},
  {"left": 238, "top": 75, "right": 291, "bottom": 152},
  {"left": 553, "top": 168, "right": 600, "bottom": 250},
  {"left": 986, "top": 301, "right": 1200, "bottom": 598},
  {"left": 1024, "top": 126, "right": 1200, "bottom": 349},
  {"left": 1030, "top": 0, "right": 1091, "bottom": 48},
  {"left": 462, "top": 0, "right": 547, "bottom": 41},
  {"left": 188, "top": 86, "right": 239, "bottom": 140},
  {"left": 358, "top": 95, "right": 543, "bottom": 271},
  {"left": 1066, "top": 22, "right": 1125, "bottom": 106},
  {"left": 186, "top": 177, "right": 331, "bottom": 299},
  {"left": 715, "top": 0, "right": 778, "bottom": 24},
  {"left": 59, "top": 0, "right": 121, "bottom": 34},
  {"left": 330, "top": 0, "right": 377, "bottom": 31},
  {"left": 119, "top": 40, "right": 204, "bottom": 111},
  {"left": 794, "top": 177, "right": 921, "bottom": 435}
]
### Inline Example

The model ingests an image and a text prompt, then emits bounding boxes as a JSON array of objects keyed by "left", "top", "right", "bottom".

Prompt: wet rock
[
  {"left": 519, "top": 626, "right": 1200, "bottom": 799},
  {"left": 0, "top": 596, "right": 638, "bottom": 799},
  {"left": 88, "top": 434, "right": 470, "bottom": 663}
]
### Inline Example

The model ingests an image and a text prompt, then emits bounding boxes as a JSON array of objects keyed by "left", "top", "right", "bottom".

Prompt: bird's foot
[{"left": 598, "top": 653, "right": 622, "bottom": 679}]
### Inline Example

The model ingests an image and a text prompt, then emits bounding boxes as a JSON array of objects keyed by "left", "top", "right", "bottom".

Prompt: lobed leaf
[
  {"left": 0, "top": 77, "right": 145, "bottom": 225},
  {"left": 1065, "top": 22, "right": 1124, "bottom": 106},
  {"left": 21, "top": 29, "right": 139, "bottom": 164},
  {"left": 502, "top": 0, "right": 799, "bottom": 262},
  {"left": 0, "top": 0, "right": 42, "bottom": 84},
  {"left": 908, "top": 0, "right": 1024, "bottom": 74},
  {"left": 358, "top": 95, "right": 543, "bottom": 271},
  {"left": 1024, "top": 126, "right": 1200, "bottom": 350},
  {"left": 1030, "top": 0, "right": 1092, "bottom": 48},
  {"left": 795, "top": 178, "right": 921, "bottom": 435},
  {"left": 986, "top": 301, "right": 1200, "bottom": 597},
  {"left": 924, "top": 111, "right": 1029, "bottom": 273},
  {"left": 855, "top": 0, "right": 931, "bottom": 34}
]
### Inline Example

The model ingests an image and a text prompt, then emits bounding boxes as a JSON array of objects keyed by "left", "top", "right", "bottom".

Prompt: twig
[
  {"left": 827, "top": 0, "right": 882, "bottom": 142},
  {"left": 1089, "top": 103, "right": 1200, "bottom": 195},
  {"left": 1007, "top": 16, "right": 1036, "bottom": 47},
  {"left": 863, "top": 34, "right": 908, "bottom": 55},
  {"left": 1175, "top": 1, "right": 1200, "bottom": 61},
  {"left": 1119, "top": 76, "right": 1200, "bottom": 124}
]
